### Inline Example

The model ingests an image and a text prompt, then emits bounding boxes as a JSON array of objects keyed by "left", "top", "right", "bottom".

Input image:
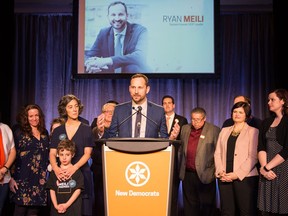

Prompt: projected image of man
[{"left": 85, "top": 1, "right": 151, "bottom": 73}]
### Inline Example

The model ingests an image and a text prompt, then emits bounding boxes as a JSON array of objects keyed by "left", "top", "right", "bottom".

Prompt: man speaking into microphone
[{"left": 96, "top": 73, "right": 180, "bottom": 140}]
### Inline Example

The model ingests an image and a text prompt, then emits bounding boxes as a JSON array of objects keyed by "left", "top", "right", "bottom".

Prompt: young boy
[{"left": 46, "top": 139, "right": 84, "bottom": 215}]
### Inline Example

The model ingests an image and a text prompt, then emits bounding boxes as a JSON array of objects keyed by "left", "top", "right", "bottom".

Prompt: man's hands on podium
[{"left": 169, "top": 119, "right": 180, "bottom": 140}]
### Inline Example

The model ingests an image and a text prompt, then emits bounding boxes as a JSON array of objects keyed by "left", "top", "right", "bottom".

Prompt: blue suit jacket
[
  {"left": 103, "top": 101, "right": 168, "bottom": 138},
  {"left": 86, "top": 22, "right": 151, "bottom": 73}
]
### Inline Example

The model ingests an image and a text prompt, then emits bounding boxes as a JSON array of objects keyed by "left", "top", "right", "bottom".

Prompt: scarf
[{"left": 0, "top": 129, "right": 5, "bottom": 168}]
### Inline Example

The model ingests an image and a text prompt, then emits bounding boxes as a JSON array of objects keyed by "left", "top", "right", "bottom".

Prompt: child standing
[{"left": 46, "top": 139, "right": 84, "bottom": 215}]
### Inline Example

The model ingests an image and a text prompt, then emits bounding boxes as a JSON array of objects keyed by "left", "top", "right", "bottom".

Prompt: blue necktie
[{"left": 115, "top": 34, "right": 122, "bottom": 73}]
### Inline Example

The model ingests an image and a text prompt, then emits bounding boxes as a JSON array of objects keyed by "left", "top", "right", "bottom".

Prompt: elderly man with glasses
[{"left": 179, "top": 107, "right": 220, "bottom": 216}]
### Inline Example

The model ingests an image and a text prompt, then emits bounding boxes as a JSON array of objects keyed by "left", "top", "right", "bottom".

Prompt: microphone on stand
[
  {"left": 134, "top": 106, "right": 142, "bottom": 138},
  {"left": 132, "top": 107, "right": 161, "bottom": 138},
  {"left": 115, "top": 107, "right": 139, "bottom": 137},
  {"left": 137, "top": 106, "right": 142, "bottom": 112}
]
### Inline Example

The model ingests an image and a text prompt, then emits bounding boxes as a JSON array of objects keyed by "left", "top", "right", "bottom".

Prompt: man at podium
[
  {"left": 96, "top": 73, "right": 180, "bottom": 140},
  {"left": 94, "top": 73, "right": 181, "bottom": 216}
]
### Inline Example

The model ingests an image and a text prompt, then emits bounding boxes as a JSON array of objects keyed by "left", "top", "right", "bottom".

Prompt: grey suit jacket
[
  {"left": 103, "top": 101, "right": 168, "bottom": 138},
  {"left": 179, "top": 122, "right": 220, "bottom": 184}
]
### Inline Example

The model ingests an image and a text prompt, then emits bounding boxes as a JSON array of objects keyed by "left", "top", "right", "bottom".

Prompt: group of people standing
[
  {"left": 0, "top": 73, "right": 287, "bottom": 216},
  {"left": 178, "top": 90, "right": 288, "bottom": 216},
  {"left": 1, "top": 97, "right": 94, "bottom": 216}
]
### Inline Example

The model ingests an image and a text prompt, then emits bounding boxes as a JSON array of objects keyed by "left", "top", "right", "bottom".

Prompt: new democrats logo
[
  {"left": 163, "top": 15, "right": 204, "bottom": 26},
  {"left": 125, "top": 161, "right": 150, "bottom": 187},
  {"left": 114, "top": 161, "right": 160, "bottom": 197}
]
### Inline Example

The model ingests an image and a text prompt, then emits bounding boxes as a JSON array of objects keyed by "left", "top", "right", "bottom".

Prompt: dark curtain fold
[{"left": 11, "top": 12, "right": 275, "bottom": 129}]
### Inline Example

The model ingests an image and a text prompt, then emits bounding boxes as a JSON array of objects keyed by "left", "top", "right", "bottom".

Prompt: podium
[{"left": 99, "top": 138, "right": 179, "bottom": 216}]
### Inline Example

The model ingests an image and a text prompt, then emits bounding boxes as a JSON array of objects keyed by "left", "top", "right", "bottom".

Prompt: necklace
[
  {"left": 231, "top": 124, "right": 244, "bottom": 137},
  {"left": 231, "top": 130, "right": 240, "bottom": 136}
]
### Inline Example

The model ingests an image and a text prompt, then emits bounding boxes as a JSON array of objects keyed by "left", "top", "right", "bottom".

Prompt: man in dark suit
[
  {"left": 222, "top": 95, "right": 262, "bottom": 129},
  {"left": 85, "top": 1, "right": 151, "bottom": 73},
  {"left": 179, "top": 107, "right": 220, "bottom": 216},
  {"left": 96, "top": 73, "right": 180, "bottom": 139},
  {"left": 162, "top": 95, "right": 188, "bottom": 139},
  {"left": 162, "top": 95, "right": 188, "bottom": 216}
]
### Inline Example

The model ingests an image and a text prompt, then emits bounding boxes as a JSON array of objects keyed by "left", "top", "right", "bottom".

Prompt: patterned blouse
[{"left": 11, "top": 130, "right": 49, "bottom": 206}]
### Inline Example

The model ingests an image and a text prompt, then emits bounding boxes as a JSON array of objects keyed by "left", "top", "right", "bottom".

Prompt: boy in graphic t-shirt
[{"left": 46, "top": 139, "right": 84, "bottom": 216}]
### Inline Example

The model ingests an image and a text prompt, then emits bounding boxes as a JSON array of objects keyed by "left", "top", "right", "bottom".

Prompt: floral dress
[{"left": 11, "top": 130, "right": 49, "bottom": 206}]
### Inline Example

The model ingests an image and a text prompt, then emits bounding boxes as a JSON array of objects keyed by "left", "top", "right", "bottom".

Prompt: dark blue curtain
[{"left": 11, "top": 12, "right": 275, "bottom": 129}]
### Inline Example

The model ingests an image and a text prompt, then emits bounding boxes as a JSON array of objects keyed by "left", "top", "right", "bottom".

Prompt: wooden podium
[{"left": 100, "top": 138, "right": 178, "bottom": 216}]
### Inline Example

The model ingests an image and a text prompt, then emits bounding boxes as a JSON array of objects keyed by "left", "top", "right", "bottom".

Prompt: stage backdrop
[{"left": 11, "top": 11, "right": 275, "bottom": 130}]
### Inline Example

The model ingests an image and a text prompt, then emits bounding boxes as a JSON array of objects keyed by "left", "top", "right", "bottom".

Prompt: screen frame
[{"left": 72, "top": 0, "right": 220, "bottom": 79}]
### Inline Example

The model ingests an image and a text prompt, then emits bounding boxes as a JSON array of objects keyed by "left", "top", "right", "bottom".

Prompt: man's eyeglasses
[{"left": 191, "top": 117, "right": 204, "bottom": 123}]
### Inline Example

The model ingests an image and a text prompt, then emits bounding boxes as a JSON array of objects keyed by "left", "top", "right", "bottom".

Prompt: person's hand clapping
[
  {"left": 97, "top": 113, "right": 106, "bottom": 134},
  {"left": 169, "top": 119, "right": 180, "bottom": 140}
]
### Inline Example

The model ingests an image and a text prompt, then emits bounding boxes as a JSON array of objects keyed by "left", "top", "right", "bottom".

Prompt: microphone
[
  {"left": 115, "top": 107, "right": 139, "bottom": 137},
  {"left": 132, "top": 107, "right": 161, "bottom": 138}
]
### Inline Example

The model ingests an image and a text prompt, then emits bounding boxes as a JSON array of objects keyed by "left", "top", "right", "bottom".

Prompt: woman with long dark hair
[{"left": 9, "top": 104, "right": 49, "bottom": 216}]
